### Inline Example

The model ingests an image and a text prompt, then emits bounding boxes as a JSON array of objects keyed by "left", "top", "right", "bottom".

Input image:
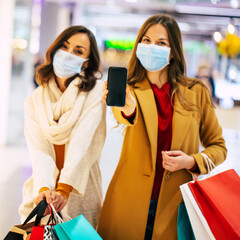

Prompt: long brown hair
[
  {"left": 128, "top": 14, "right": 209, "bottom": 110},
  {"left": 36, "top": 25, "right": 101, "bottom": 92}
]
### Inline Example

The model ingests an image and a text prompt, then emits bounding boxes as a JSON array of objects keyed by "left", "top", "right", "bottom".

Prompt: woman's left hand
[
  {"left": 50, "top": 191, "right": 68, "bottom": 212},
  {"left": 162, "top": 150, "right": 196, "bottom": 172}
]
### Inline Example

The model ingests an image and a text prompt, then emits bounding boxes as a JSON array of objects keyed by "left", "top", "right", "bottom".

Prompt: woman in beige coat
[
  {"left": 19, "top": 26, "right": 106, "bottom": 228},
  {"left": 98, "top": 14, "right": 227, "bottom": 239}
]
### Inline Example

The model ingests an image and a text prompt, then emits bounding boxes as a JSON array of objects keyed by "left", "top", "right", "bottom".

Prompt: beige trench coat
[{"left": 98, "top": 78, "right": 227, "bottom": 240}]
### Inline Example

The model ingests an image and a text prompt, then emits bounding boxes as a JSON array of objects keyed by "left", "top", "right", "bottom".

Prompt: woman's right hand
[
  {"left": 35, "top": 190, "right": 67, "bottom": 214},
  {"left": 35, "top": 190, "right": 53, "bottom": 215},
  {"left": 102, "top": 81, "right": 136, "bottom": 116},
  {"left": 35, "top": 190, "right": 53, "bottom": 206}
]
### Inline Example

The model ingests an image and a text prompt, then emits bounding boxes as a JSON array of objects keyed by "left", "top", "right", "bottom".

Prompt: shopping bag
[
  {"left": 177, "top": 202, "right": 196, "bottom": 240},
  {"left": 179, "top": 153, "right": 220, "bottom": 240},
  {"left": 31, "top": 224, "right": 59, "bottom": 240},
  {"left": 43, "top": 224, "right": 59, "bottom": 240},
  {"left": 180, "top": 181, "right": 215, "bottom": 240},
  {"left": 28, "top": 201, "right": 60, "bottom": 240},
  {"left": 3, "top": 222, "right": 35, "bottom": 240},
  {"left": 180, "top": 153, "right": 240, "bottom": 240},
  {"left": 188, "top": 168, "right": 240, "bottom": 240},
  {"left": 54, "top": 214, "right": 102, "bottom": 240},
  {"left": 4, "top": 199, "right": 48, "bottom": 240}
]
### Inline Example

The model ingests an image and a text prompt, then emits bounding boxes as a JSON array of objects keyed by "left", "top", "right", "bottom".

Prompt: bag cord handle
[
  {"left": 192, "top": 153, "right": 216, "bottom": 179},
  {"left": 22, "top": 199, "right": 48, "bottom": 226},
  {"left": 201, "top": 153, "right": 215, "bottom": 172}
]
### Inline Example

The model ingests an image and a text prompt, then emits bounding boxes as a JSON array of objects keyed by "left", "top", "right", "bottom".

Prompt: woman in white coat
[{"left": 19, "top": 25, "right": 106, "bottom": 228}]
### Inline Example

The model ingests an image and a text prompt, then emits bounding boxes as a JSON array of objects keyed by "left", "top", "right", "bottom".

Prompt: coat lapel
[
  {"left": 171, "top": 85, "right": 195, "bottom": 150},
  {"left": 134, "top": 80, "right": 196, "bottom": 171},
  {"left": 135, "top": 78, "right": 158, "bottom": 169}
]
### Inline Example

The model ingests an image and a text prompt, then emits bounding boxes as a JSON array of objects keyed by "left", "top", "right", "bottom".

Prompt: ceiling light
[
  {"left": 210, "top": 0, "right": 219, "bottom": 4},
  {"left": 228, "top": 24, "right": 235, "bottom": 34},
  {"left": 213, "top": 31, "right": 222, "bottom": 43},
  {"left": 13, "top": 37, "right": 28, "bottom": 50},
  {"left": 231, "top": 0, "right": 239, "bottom": 8}
]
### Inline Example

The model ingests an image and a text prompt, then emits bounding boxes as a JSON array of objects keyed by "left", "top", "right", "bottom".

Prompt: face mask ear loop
[{"left": 80, "top": 58, "right": 89, "bottom": 73}]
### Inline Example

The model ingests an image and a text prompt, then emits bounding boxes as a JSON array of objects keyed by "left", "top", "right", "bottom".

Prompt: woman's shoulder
[
  {"left": 178, "top": 79, "right": 206, "bottom": 94},
  {"left": 24, "top": 86, "right": 43, "bottom": 108},
  {"left": 88, "top": 80, "right": 103, "bottom": 95},
  {"left": 178, "top": 80, "right": 212, "bottom": 107},
  {"left": 93, "top": 79, "right": 104, "bottom": 91},
  {"left": 84, "top": 80, "right": 104, "bottom": 104}
]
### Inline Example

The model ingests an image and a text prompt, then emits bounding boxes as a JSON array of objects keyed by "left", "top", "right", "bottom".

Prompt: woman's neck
[
  {"left": 55, "top": 76, "right": 67, "bottom": 92},
  {"left": 147, "top": 68, "right": 168, "bottom": 89}
]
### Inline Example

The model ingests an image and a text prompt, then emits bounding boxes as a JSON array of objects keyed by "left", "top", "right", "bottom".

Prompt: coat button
[{"left": 165, "top": 171, "right": 171, "bottom": 181}]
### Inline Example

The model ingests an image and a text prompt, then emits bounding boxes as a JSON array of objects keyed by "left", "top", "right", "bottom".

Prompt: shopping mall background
[{"left": 0, "top": 0, "right": 240, "bottom": 238}]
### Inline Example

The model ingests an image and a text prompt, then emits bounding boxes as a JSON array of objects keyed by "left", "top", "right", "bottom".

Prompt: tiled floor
[{"left": 0, "top": 105, "right": 240, "bottom": 239}]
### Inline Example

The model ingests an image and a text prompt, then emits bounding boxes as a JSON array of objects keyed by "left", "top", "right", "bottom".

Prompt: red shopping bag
[
  {"left": 30, "top": 225, "right": 45, "bottom": 240},
  {"left": 188, "top": 169, "right": 240, "bottom": 240},
  {"left": 28, "top": 202, "right": 59, "bottom": 240}
]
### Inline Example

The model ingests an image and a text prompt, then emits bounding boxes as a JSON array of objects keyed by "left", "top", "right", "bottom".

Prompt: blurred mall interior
[{"left": 0, "top": 0, "right": 240, "bottom": 238}]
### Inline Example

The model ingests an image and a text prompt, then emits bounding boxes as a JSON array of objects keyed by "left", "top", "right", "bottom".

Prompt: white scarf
[{"left": 32, "top": 77, "right": 87, "bottom": 145}]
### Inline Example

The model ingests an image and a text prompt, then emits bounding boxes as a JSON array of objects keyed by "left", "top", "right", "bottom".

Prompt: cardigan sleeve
[
  {"left": 190, "top": 85, "right": 227, "bottom": 175},
  {"left": 58, "top": 82, "right": 106, "bottom": 196},
  {"left": 24, "top": 96, "right": 59, "bottom": 196}
]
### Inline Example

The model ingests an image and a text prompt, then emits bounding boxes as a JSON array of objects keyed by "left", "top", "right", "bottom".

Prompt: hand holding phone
[{"left": 106, "top": 67, "right": 127, "bottom": 107}]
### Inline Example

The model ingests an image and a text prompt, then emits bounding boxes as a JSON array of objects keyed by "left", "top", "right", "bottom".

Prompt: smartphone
[{"left": 106, "top": 66, "right": 127, "bottom": 107}]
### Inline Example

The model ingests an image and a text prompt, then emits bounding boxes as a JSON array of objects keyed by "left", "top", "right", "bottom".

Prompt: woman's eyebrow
[
  {"left": 158, "top": 38, "right": 169, "bottom": 42},
  {"left": 75, "top": 45, "right": 86, "bottom": 50},
  {"left": 65, "top": 40, "right": 86, "bottom": 50},
  {"left": 143, "top": 35, "right": 169, "bottom": 42}
]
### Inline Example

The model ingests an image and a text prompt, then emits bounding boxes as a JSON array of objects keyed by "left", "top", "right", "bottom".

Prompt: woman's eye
[
  {"left": 61, "top": 44, "right": 68, "bottom": 49},
  {"left": 157, "top": 41, "right": 167, "bottom": 46},
  {"left": 143, "top": 38, "right": 150, "bottom": 43},
  {"left": 75, "top": 50, "right": 83, "bottom": 55}
]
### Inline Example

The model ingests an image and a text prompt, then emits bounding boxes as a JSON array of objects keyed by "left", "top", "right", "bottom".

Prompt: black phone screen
[{"left": 106, "top": 66, "right": 127, "bottom": 107}]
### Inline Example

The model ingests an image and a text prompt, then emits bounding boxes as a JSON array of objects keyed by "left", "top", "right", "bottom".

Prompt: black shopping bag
[{"left": 4, "top": 199, "right": 48, "bottom": 240}]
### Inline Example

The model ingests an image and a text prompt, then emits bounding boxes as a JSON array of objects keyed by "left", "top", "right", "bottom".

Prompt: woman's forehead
[
  {"left": 66, "top": 33, "right": 90, "bottom": 48},
  {"left": 144, "top": 24, "right": 169, "bottom": 40}
]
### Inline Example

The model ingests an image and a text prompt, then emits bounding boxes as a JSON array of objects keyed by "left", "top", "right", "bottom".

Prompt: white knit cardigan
[{"left": 19, "top": 78, "right": 106, "bottom": 226}]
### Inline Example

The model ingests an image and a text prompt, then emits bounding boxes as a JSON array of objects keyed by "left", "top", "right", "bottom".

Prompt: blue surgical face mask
[
  {"left": 53, "top": 49, "right": 88, "bottom": 78},
  {"left": 136, "top": 43, "right": 171, "bottom": 72}
]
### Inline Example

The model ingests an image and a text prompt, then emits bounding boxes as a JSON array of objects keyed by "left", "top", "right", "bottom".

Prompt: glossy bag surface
[{"left": 54, "top": 214, "right": 102, "bottom": 240}]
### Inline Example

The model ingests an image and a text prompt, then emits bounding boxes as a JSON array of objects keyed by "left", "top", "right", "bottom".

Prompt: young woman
[
  {"left": 19, "top": 26, "right": 106, "bottom": 228},
  {"left": 98, "top": 14, "right": 227, "bottom": 239}
]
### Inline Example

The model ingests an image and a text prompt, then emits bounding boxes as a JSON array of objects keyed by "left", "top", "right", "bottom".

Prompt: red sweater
[{"left": 150, "top": 82, "right": 173, "bottom": 200}]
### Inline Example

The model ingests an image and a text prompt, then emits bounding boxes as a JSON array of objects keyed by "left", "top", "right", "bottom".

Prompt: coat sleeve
[
  {"left": 190, "top": 86, "right": 227, "bottom": 174},
  {"left": 59, "top": 83, "right": 106, "bottom": 196},
  {"left": 112, "top": 89, "right": 138, "bottom": 126},
  {"left": 24, "top": 97, "right": 59, "bottom": 196}
]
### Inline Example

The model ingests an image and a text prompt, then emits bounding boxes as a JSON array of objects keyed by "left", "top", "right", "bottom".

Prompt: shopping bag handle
[
  {"left": 50, "top": 203, "right": 64, "bottom": 223},
  {"left": 192, "top": 153, "right": 216, "bottom": 179},
  {"left": 22, "top": 199, "right": 48, "bottom": 226}
]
